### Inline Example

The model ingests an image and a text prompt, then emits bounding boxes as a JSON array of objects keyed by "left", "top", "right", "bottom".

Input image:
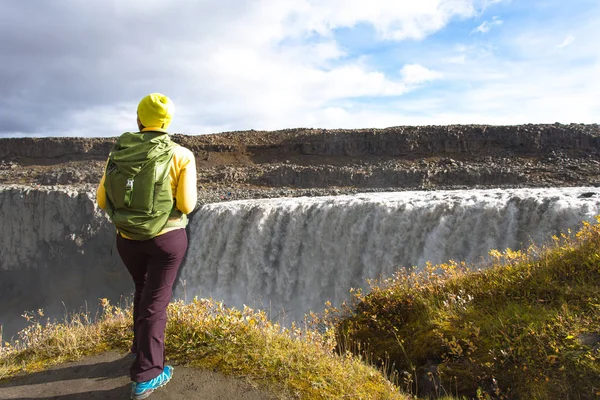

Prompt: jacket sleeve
[
  {"left": 173, "top": 147, "right": 197, "bottom": 214},
  {"left": 96, "top": 161, "right": 108, "bottom": 210}
]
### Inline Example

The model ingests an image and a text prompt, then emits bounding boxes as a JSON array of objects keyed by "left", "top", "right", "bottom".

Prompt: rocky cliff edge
[{"left": 1, "top": 124, "right": 599, "bottom": 202}]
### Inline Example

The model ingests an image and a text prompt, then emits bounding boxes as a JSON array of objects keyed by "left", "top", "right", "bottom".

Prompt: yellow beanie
[{"left": 137, "top": 93, "right": 175, "bottom": 130}]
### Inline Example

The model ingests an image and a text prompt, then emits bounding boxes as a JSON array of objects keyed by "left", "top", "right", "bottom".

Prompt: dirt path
[{"left": 0, "top": 351, "right": 282, "bottom": 400}]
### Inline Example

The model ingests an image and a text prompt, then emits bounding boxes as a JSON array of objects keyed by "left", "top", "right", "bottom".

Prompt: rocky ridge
[{"left": 1, "top": 124, "right": 599, "bottom": 203}]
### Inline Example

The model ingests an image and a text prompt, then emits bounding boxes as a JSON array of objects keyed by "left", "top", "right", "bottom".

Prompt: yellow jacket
[{"left": 97, "top": 132, "right": 197, "bottom": 238}]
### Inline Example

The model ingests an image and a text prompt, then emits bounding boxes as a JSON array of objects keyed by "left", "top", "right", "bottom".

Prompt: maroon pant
[{"left": 116, "top": 228, "right": 188, "bottom": 382}]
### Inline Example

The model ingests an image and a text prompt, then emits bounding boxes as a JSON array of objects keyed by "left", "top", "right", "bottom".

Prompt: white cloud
[
  {"left": 400, "top": 64, "right": 443, "bottom": 85},
  {"left": 2, "top": 0, "right": 496, "bottom": 136},
  {"left": 117, "top": 1, "right": 476, "bottom": 133},
  {"left": 405, "top": 29, "right": 600, "bottom": 125},
  {"left": 472, "top": 16, "right": 503, "bottom": 34},
  {"left": 60, "top": 103, "right": 136, "bottom": 137},
  {"left": 282, "top": 0, "right": 479, "bottom": 40},
  {"left": 444, "top": 54, "right": 467, "bottom": 64},
  {"left": 2, "top": 0, "right": 599, "bottom": 136},
  {"left": 482, "top": 0, "right": 508, "bottom": 6},
  {"left": 557, "top": 34, "right": 575, "bottom": 49}
]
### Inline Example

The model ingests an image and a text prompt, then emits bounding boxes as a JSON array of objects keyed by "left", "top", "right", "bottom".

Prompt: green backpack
[{"left": 104, "top": 131, "right": 181, "bottom": 240}]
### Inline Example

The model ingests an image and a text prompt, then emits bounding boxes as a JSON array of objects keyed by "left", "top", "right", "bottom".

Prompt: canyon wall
[
  {"left": 2, "top": 124, "right": 599, "bottom": 161},
  {"left": 0, "top": 187, "right": 129, "bottom": 338},
  {"left": 1, "top": 124, "right": 599, "bottom": 190}
]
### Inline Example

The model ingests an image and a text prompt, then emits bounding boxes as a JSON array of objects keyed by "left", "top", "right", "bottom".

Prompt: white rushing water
[{"left": 176, "top": 187, "right": 600, "bottom": 323}]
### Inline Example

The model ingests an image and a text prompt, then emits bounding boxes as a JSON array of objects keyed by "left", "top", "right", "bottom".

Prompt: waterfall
[{"left": 176, "top": 187, "right": 600, "bottom": 323}]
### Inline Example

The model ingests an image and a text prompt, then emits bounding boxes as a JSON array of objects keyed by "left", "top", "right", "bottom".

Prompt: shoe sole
[{"left": 130, "top": 371, "right": 172, "bottom": 400}]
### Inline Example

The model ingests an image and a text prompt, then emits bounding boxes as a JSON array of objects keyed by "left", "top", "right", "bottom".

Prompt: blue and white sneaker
[{"left": 130, "top": 365, "right": 173, "bottom": 399}]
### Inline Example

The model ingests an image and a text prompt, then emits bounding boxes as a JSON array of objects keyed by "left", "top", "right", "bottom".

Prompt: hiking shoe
[{"left": 130, "top": 365, "right": 173, "bottom": 400}]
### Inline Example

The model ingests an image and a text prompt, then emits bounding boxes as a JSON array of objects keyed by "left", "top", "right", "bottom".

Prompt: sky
[{"left": 1, "top": 0, "right": 599, "bottom": 137}]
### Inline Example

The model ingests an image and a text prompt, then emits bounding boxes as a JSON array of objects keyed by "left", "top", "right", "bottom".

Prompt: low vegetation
[
  {"left": 2, "top": 219, "right": 600, "bottom": 399},
  {"left": 325, "top": 218, "right": 600, "bottom": 399},
  {"left": 0, "top": 298, "right": 403, "bottom": 399}
]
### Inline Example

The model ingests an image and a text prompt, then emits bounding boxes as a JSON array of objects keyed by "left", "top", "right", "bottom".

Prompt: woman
[{"left": 97, "top": 93, "right": 197, "bottom": 399}]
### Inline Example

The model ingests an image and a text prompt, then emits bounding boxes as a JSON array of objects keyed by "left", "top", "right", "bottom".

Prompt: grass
[
  {"left": 2, "top": 219, "right": 600, "bottom": 399},
  {"left": 324, "top": 218, "right": 600, "bottom": 399},
  {"left": 0, "top": 299, "right": 403, "bottom": 399}
]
